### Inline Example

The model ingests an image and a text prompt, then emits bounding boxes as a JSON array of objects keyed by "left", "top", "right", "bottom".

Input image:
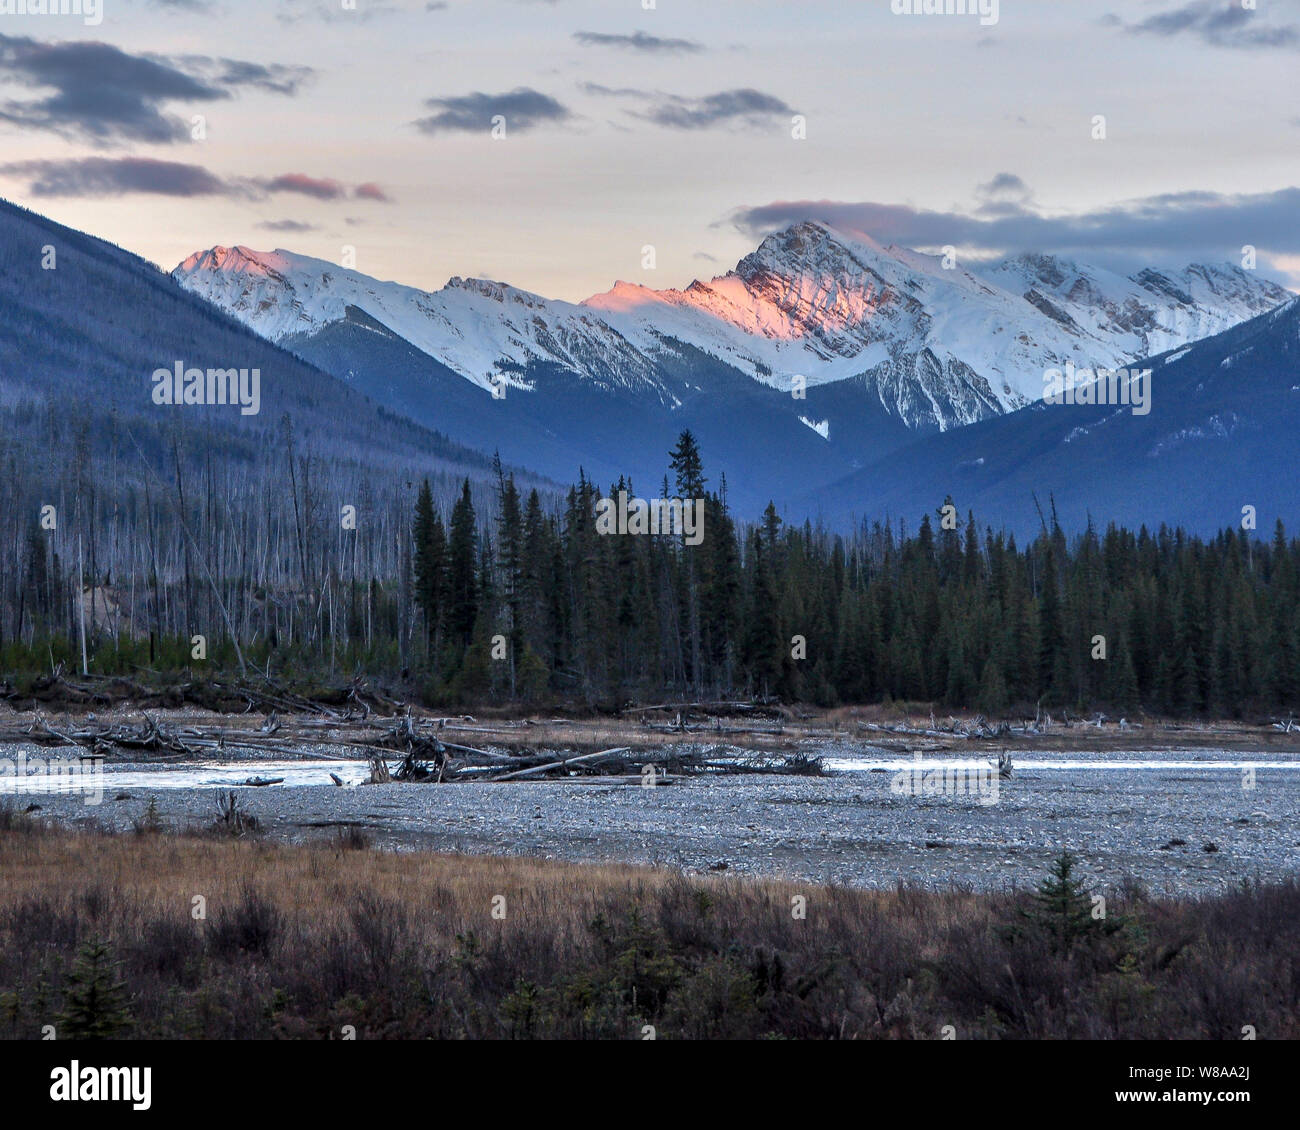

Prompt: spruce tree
[
  {"left": 495, "top": 461, "right": 525, "bottom": 694},
  {"left": 57, "top": 939, "right": 133, "bottom": 1040},
  {"left": 447, "top": 479, "right": 479, "bottom": 652},
  {"left": 412, "top": 479, "right": 445, "bottom": 657},
  {"left": 1038, "top": 544, "right": 1066, "bottom": 704},
  {"left": 668, "top": 430, "right": 706, "bottom": 500},
  {"left": 1028, "top": 852, "right": 1097, "bottom": 954}
]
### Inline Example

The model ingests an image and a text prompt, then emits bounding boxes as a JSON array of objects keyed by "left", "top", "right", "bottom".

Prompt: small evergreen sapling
[{"left": 57, "top": 939, "right": 133, "bottom": 1040}]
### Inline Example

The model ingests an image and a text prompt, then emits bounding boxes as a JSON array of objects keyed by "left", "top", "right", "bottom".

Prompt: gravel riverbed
[{"left": 11, "top": 742, "right": 1300, "bottom": 895}]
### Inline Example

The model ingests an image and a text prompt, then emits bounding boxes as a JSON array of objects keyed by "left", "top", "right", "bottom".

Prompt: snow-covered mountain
[
  {"left": 587, "top": 222, "right": 1291, "bottom": 423},
  {"left": 175, "top": 222, "right": 1292, "bottom": 440},
  {"left": 174, "top": 245, "right": 675, "bottom": 403},
  {"left": 811, "top": 294, "right": 1300, "bottom": 538},
  {"left": 979, "top": 251, "right": 1288, "bottom": 369}
]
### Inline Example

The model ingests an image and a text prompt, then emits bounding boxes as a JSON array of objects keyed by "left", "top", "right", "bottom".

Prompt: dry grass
[{"left": 1, "top": 812, "right": 1296, "bottom": 1040}]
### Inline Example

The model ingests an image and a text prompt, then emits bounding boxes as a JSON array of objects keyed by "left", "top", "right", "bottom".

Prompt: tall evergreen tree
[
  {"left": 447, "top": 479, "right": 479, "bottom": 652},
  {"left": 411, "top": 479, "right": 446, "bottom": 657}
]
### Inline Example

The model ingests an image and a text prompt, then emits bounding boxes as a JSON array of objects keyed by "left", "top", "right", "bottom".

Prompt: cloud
[
  {"left": 258, "top": 172, "right": 346, "bottom": 200},
  {"left": 258, "top": 219, "right": 319, "bottom": 232},
  {"left": 414, "top": 88, "right": 570, "bottom": 134},
  {"left": 588, "top": 86, "right": 792, "bottom": 129},
  {"left": 974, "top": 172, "right": 1035, "bottom": 217},
  {"left": 0, "top": 35, "right": 310, "bottom": 146},
  {"left": 0, "top": 34, "right": 225, "bottom": 145},
  {"left": 725, "top": 184, "right": 1300, "bottom": 268},
  {"left": 572, "top": 30, "right": 703, "bottom": 53},
  {"left": 975, "top": 172, "right": 1031, "bottom": 200},
  {"left": 0, "top": 156, "right": 237, "bottom": 197},
  {"left": 645, "top": 88, "right": 791, "bottom": 129},
  {"left": 257, "top": 174, "right": 389, "bottom": 201},
  {"left": 1111, "top": 1, "right": 1300, "bottom": 49},
  {"left": 0, "top": 157, "right": 382, "bottom": 204},
  {"left": 579, "top": 82, "right": 649, "bottom": 98},
  {"left": 173, "top": 56, "right": 314, "bottom": 96}
]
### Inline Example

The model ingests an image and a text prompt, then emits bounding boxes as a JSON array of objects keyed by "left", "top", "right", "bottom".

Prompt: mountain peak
[
  {"left": 742, "top": 220, "right": 883, "bottom": 273},
  {"left": 178, "top": 244, "right": 290, "bottom": 279},
  {"left": 443, "top": 275, "right": 549, "bottom": 308}
]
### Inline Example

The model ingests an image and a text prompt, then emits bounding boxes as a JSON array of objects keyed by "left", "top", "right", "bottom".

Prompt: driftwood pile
[
  {"left": 0, "top": 712, "right": 229, "bottom": 757},
  {"left": 431, "top": 745, "right": 824, "bottom": 784},
  {"left": 365, "top": 722, "right": 825, "bottom": 784}
]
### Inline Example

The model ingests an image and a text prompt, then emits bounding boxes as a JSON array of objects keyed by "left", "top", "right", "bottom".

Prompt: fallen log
[{"left": 489, "top": 747, "right": 633, "bottom": 782}]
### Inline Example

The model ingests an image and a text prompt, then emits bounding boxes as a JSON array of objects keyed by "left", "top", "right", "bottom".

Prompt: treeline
[
  {"left": 407, "top": 433, "right": 1298, "bottom": 717},
  {"left": 4, "top": 428, "right": 1299, "bottom": 717}
]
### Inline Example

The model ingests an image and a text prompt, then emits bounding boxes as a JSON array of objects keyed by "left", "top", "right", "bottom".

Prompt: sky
[{"left": 0, "top": 0, "right": 1297, "bottom": 299}]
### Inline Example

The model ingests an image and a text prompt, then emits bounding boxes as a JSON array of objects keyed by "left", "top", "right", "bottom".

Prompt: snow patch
[{"left": 798, "top": 415, "right": 830, "bottom": 439}]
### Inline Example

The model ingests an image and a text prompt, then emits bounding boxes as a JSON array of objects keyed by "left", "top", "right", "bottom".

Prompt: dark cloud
[
  {"left": 258, "top": 219, "right": 319, "bottom": 232},
  {"left": 414, "top": 88, "right": 570, "bottom": 134},
  {"left": 353, "top": 182, "right": 391, "bottom": 201},
  {"left": 0, "top": 34, "right": 225, "bottom": 144},
  {"left": 974, "top": 172, "right": 1035, "bottom": 217},
  {"left": 726, "top": 185, "right": 1300, "bottom": 265},
  {"left": 0, "top": 157, "right": 381, "bottom": 204},
  {"left": 656, "top": 89, "right": 792, "bottom": 129},
  {"left": 976, "top": 172, "right": 1031, "bottom": 200},
  {"left": 258, "top": 172, "right": 346, "bottom": 200},
  {"left": 1112, "top": 1, "right": 1300, "bottom": 49},
  {"left": 0, "top": 156, "right": 237, "bottom": 197},
  {"left": 573, "top": 30, "right": 703, "bottom": 53},
  {"left": 0, "top": 35, "right": 310, "bottom": 146},
  {"left": 173, "top": 56, "right": 314, "bottom": 96},
  {"left": 636, "top": 88, "right": 792, "bottom": 130},
  {"left": 582, "top": 83, "right": 793, "bottom": 130}
]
